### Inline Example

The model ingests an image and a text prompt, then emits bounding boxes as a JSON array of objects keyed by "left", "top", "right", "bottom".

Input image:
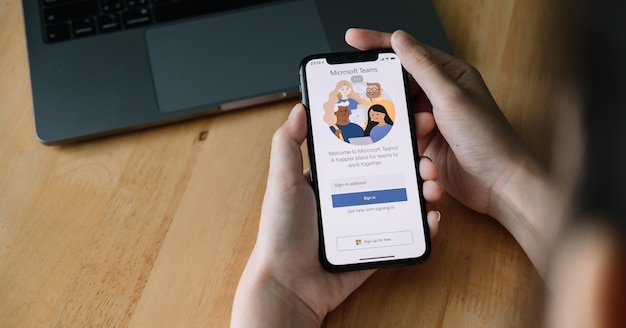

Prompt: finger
[
  {"left": 414, "top": 111, "right": 436, "bottom": 155},
  {"left": 414, "top": 112, "right": 435, "bottom": 139},
  {"left": 420, "top": 157, "right": 443, "bottom": 203},
  {"left": 268, "top": 104, "right": 308, "bottom": 185},
  {"left": 390, "top": 30, "right": 461, "bottom": 101},
  {"left": 345, "top": 28, "right": 392, "bottom": 50},
  {"left": 303, "top": 168, "right": 311, "bottom": 181},
  {"left": 423, "top": 180, "right": 443, "bottom": 203},
  {"left": 427, "top": 210, "right": 441, "bottom": 237},
  {"left": 419, "top": 156, "right": 439, "bottom": 181}
]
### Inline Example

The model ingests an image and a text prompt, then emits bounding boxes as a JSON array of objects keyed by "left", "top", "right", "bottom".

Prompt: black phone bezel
[{"left": 298, "top": 49, "right": 431, "bottom": 272}]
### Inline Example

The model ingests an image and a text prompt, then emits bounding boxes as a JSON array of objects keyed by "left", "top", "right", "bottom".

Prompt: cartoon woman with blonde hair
[{"left": 322, "top": 80, "right": 365, "bottom": 125}]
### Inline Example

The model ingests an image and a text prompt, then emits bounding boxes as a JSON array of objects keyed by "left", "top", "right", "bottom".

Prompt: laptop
[{"left": 22, "top": 0, "right": 450, "bottom": 145}]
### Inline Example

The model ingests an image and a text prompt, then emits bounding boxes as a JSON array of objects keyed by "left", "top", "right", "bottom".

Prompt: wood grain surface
[{"left": 0, "top": 0, "right": 568, "bottom": 326}]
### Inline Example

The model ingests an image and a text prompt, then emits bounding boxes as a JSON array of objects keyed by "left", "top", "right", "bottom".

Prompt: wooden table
[{"left": 1, "top": 1, "right": 568, "bottom": 326}]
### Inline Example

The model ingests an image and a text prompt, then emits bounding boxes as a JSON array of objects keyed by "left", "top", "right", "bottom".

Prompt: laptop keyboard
[{"left": 40, "top": 0, "right": 271, "bottom": 43}]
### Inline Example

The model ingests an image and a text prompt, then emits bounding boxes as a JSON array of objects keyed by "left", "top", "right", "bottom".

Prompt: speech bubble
[
  {"left": 351, "top": 75, "right": 366, "bottom": 92},
  {"left": 350, "top": 75, "right": 364, "bottom": 84}
]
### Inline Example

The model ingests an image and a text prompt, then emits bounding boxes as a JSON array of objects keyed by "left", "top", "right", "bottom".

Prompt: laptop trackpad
[{"left": 145, "top": 0, "right": 329, "bottom": 113}]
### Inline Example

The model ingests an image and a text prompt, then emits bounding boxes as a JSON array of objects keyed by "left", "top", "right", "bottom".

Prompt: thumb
[
  {"left": 390, "top": 30, "right": 461, "bottom": 104},
  {"left": 268, "top": 103, "right": 308, "bottom": 186}
]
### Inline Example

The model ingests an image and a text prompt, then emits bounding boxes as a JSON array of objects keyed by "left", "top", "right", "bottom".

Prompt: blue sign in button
[{"left": 332, "top": 188, "right": 408, "bottom": 207}]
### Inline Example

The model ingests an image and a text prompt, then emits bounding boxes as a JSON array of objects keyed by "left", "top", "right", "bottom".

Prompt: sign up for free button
[{"left": 337, "top": 231, "right": 414, "bottom": 251}]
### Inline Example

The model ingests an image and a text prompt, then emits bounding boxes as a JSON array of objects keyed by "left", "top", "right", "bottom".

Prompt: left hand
[{"left": 231, "top": 103, "right": 443, "bottom": 327}]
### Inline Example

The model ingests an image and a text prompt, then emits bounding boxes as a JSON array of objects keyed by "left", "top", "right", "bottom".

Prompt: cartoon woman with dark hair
[{"left": 364, "top": 104, "right": 393, "bottom": 142}]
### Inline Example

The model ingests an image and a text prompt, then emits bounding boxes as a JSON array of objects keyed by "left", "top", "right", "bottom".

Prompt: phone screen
[{"left": 299, "top": 50, "right": 430, "bottom": 271}]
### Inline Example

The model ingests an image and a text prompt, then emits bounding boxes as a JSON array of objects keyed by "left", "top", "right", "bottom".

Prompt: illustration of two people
[{"left": 323, "top": 80, "right": 395, "bottom": 144}]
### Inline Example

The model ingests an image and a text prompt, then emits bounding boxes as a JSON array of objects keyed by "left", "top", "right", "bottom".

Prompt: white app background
[{"left": 305, "top": 54, "right": 427, "bottom": 265}]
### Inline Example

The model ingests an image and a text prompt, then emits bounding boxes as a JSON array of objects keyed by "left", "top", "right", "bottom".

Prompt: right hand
[{"left": 346, "top": 29, "right": 536, "bottom": 217}]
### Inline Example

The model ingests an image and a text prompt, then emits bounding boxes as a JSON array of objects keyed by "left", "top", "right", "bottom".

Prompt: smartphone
[{"left": 299, "top": 49, "right": 430, "bottom": 272}]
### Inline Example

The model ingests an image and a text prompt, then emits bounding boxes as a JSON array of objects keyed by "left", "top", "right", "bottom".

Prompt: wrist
[
  {"left": 488, "top": 156, "right": 567, "bottom": 278},
  {"left": 231, "top": 252, "right": 322, "bottom": 328}
]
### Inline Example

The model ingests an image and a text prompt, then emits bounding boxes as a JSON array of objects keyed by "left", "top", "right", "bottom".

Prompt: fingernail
[
  {"left": 288, "top": 103, "right": 301, "bottom": 119},
  {"left": 288, "top": 105, "right": 297, "bottom": 118},
  {"left": 435, "top": 210, "right": 441, "bottom": 222},
  {"left": 392, "top": 30, "right": 416, "bottom": 48}
]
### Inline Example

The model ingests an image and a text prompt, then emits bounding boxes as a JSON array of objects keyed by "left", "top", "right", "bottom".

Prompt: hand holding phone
[{"left": 299, "top": 50, "right": 430, "bottom": 271}]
